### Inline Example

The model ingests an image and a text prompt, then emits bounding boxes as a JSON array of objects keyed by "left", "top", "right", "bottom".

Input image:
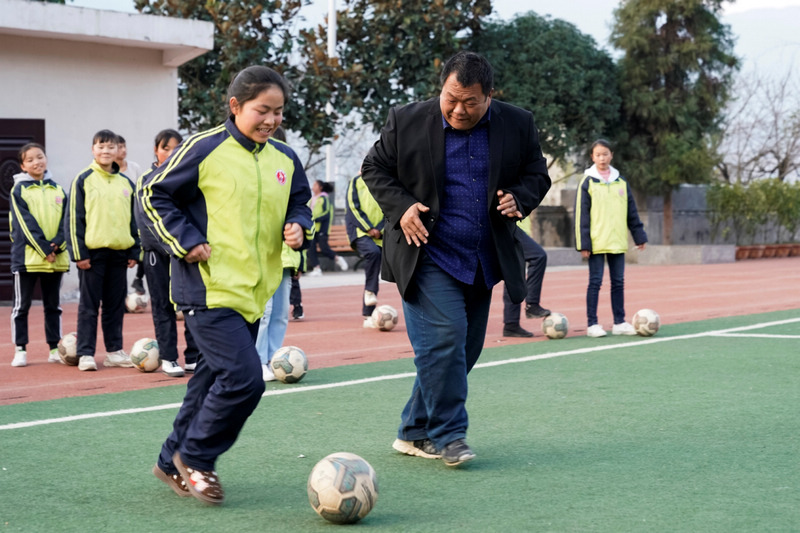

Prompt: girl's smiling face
[
  {"left": 230, "top": 85, "right": 285, "bottom": 144},
  {"left": 20, "top": 146, "right": 47, "bottom": 180}
]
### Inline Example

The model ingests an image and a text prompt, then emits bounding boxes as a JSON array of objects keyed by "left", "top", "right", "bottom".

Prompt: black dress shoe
[
  {"left": 502, "top": 324, "right": 534, "bottom": 338},
  {"left": 525, "top": 303, "right": 551, "bottom": 319}
]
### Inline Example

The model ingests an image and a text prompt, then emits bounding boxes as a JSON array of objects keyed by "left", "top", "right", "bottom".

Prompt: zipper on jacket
[{"left": 253, "top": 148, "right": 263, "bottom": 294}]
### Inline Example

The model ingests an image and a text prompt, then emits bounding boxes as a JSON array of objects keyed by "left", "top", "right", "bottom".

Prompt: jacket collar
[
  {"left": 585, "top": 164, "right": 620, "bottom": 182},
  {"left": 225, "top": 116, "right": 265, "bottom": 154}
]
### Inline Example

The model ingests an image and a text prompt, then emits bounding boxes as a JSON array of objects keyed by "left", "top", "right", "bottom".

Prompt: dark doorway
[{"left": 0, "top": 119, "right": 46, "bottom": 302}]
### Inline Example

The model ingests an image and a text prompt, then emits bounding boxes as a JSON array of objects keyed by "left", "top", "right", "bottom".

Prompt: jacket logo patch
[
  {"left": 618, "top": 189, "right": 624, "bottom": 197},
  {"left": 123, "top": 189, "right": 130, "bottom": 197},
  {"left": 276, "top": 170, "right": 287, "bottom": 185},
  {"left": 55, "top": 196, "right": 63, "bottom": 205}
]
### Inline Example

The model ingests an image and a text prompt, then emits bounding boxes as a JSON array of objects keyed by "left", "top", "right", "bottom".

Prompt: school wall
[{"left": 0, "top": 34, "right": 179, "bottom": 298}]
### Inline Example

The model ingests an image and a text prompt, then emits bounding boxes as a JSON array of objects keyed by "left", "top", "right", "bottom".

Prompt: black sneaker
[
  {"left": 525, "top": 303, "right": 551, "bottom": 319},
  {"left": 503, "top": 323, "right": 534, "bottom": 338},
  {"left": 131, "top": 277, "right": 146, "bottom": 295},
  {"left": 292, "top": 305, "right": 304, "bottom": 320},
  {"left": 441, "top": 438, "right": 476, "bottom": 467},
  {"left": 392, "top": 438, "right": 441, "bottom": 459}
]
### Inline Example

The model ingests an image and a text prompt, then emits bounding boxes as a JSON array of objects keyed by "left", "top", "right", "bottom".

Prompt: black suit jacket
[{"left": 361, "top": 97, "right": 551, "bottom": 303}]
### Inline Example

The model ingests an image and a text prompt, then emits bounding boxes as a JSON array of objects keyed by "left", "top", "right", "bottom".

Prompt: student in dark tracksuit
[
  {"left": 134, "top": 129, "right": 199, "bottom": 378},
  {"left": 9, "top": 143, "right": 69, "bottom": 367},
  {"left": 140, "top": 66, "right": 312, "bottom": 506},
  {"left": 65, "top": 130, "right": 139, "bottom": 371}
]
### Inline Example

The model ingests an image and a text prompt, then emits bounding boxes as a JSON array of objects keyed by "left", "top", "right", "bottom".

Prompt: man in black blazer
[{"left": 362, "top": 51, "right": 551, "bottom": 466}]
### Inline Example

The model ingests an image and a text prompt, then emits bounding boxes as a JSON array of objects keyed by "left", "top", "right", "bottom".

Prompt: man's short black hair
[{"left": 440, "top": 51, "right": 494, "bottom": 96}]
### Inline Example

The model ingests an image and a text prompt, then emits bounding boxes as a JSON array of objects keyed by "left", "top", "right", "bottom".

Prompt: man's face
[{"left": 439, "top": 72, "right": 492, "bottom": 131}]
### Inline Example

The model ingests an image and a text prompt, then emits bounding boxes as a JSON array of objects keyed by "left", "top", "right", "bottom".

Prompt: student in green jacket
[{"left": 9, "top": 143, "right": 69, "bottom": 367}]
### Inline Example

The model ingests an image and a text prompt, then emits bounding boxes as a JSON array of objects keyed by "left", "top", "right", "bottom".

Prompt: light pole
[{"left": 325, "top": 0, "right": 337, "bottom": 186}]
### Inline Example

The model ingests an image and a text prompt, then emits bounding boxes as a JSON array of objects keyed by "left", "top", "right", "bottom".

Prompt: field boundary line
[
  {"left": 709, "top": 333, "right": 800, "bottom": 339},
  {"left": 2, "top": 317, "right": 798, "bottom": 432}
]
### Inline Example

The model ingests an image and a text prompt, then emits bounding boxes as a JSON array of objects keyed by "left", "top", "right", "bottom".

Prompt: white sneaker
[
  {"left": 78, "top": 355, "right": 97, "bottom": 371},
  {"left": 11, "top": 348, "right": 27, "bottom": 367},
  {"left": 364, "top": 290, "right": 378, "bottom": 307},
  {"left": 586, "top": 325, "right": 607, "bottom": 338},
  {"left": 335, "top": 255, "right": 349, "bottom": 272},
  {"left": 262, "top": 363, "right": 276, "bottom": 382},
  {"left": 48, "top": 348, "right": 61, "bottom": 363},
  {"left": 103, "top": 350, "right": 134, "bottom": 368},
  {"left": 184, "top": 362, "right": 197, "bottom": 373},
  {"left": 612, "top": 322, "right": 637, "bottom": 336},
  {"left": 307, "top": 266, "right": 322, "bottom": 277},
  {"left": 363, "top": 316, "right": 377, "bottom": 329},
  {"left": 161, "top": 360, "right": 185, "bottom": 377}
]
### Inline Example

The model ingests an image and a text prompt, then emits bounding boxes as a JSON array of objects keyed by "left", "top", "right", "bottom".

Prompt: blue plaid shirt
[{"left": 425, "top": 110, "right": 500, "bottom": 288}]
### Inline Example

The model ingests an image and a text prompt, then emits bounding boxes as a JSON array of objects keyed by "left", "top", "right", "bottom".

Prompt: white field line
[
  {"left": 2, "top": 317, "right": 798, "bottom": 432},
  {"left": 709, "top": 333, "right": 800, "bottom": 339}
]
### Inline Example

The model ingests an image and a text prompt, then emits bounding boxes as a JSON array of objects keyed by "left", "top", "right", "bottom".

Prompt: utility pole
[{"left": 325, "top": 0, "right": 336, "bottom": 186}]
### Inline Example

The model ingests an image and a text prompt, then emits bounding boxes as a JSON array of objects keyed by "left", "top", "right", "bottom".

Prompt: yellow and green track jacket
[
  {"left": 311, "top": 192, "right": 333, "bottom": 235},
  {"left": 9, "top": 171, "right": 69, "bottom": 273},
  {"left": 574, "top": 165, "right": 647, "bottom": 254},
  {"left": 345, "top": 173, "right": 384, "bottom": 247},
  {"left": 138, "top": 118, "right": 313, "bottom": 323},
  {"left": 65, "top": 160, "right": 140, "bottom": 262}
]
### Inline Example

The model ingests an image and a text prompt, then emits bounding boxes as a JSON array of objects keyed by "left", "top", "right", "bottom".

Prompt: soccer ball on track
[
  {"left": 125, "top": 292, "right": 149, "bottom": 313},
  {"left": 632, "top": 308, "right": 660, "bottom": 336},
  {"left": 371, "top": 305, "right": 398, "bottom": 331},
  {"left": 270, "top": 346, "right": 308, "bottom": 383},
  {"left": 542, "top": 312, "right": 569, "bottom": 339},
  {"left": 308, "top": 452, "right": 379, "bottom": 524},
  {"left": 130, "top": 338, "right": 160, "bottom": 372},
  {"left": 57, "top": 332, "right": 79, "bottom": 365}
]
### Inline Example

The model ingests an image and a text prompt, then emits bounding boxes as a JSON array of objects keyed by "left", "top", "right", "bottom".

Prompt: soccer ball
[
  {"left": 307, "top": 452, "right": 379, "bottom": 524},
  {"left": 371, "top": 305, "right": 398, "bottom": 331},
  {"left": 125, "top": 292, "right": 148, "bottom": 313},
  {"left": 542, "top": 312, "right": 569, "bottom": 339},
  {"left": 130, "top": 338, "right": 160, "bottom": 372},
  {"left": 270, "top": 346, "right": 308, "bottom": 383},
  {"left": 57, "top": 332, "right": 78, "bottom": 365},
  {"left": 632, "top": 308, "right": 660, "bottom": 336}
]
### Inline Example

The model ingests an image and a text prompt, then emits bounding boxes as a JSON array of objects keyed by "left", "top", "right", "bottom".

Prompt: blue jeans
[
  {"left": 255, "top": 269, "right": 291, "bottom": 364},
  {"left": 398, "top": 253, "right": 492, "bottom": 449},
  {"left": 157, "top": 308, "right": 264, "bottom": 472},
  {"left": 586, "top": 253, "right": 626, "bottom": 327}
]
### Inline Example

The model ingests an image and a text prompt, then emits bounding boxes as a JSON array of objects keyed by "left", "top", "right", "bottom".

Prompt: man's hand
[
  {"left": 400, "top": 202, "right": 430, "bottom": 247},
  {"left": 496, "top": 190, "right": 522, "bottom": 219},
  {"left": 184, "top": 243, "right": 211, "bottom": 263},
  {"left": 77, "top": 259, "right": 91, "bottom": 270},
  {"left": 284, "top": 222, "right": 303, "bottom": 250},
  {"left": 127, "top": 259, "right": 137, "bottom": 268}
]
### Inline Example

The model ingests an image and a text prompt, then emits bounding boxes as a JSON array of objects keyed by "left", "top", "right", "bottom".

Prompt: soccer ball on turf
[
  {"left": 632, "top": 309, "right": 660, "bottom": 336},
  {"left": 270, "top": 346, "right": 308, "bottom": 383},
  {"left": 57, "top": 332, "right": 78, "bottom": 365},
  {"left": 125, "top": 292, "right": 149, "bottom": 313},
  {"left": 371, "top": 305, "right": 398, "bottom": 331},
  {"left": 308, "top": 452, "right": 379, "bottom": 524},
  {"left": 130, "top": 338, "right": 160, "bottom": 372},
  {"left": 542, "top": 312, "right": 569, "bottom": 339}
]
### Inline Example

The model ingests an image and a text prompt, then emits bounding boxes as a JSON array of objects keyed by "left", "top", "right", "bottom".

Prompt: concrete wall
[{"left": 0, "top": 33, "right": 178, "bottom": 186}]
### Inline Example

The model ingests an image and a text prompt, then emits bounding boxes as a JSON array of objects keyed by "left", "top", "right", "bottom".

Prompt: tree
[
  {"left": 611, "top": 0, "right": 738, "bottom": 243},
  {"left": 329, "top": 0, "right": 492, "bottom": 131},
  {"left": 473, "top": 12, "right": 621, "bottom": 170},
  {"left": 715, "top": 68, "right": 800, "bottom": 184},
  {"left": 134, "top": 0, "right": 302, "bottom": 133}
]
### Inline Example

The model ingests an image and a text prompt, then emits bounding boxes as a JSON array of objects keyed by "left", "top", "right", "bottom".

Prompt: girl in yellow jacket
[
  {"left": 9, "top": 143, "right": 68, "bottom": 367},
  {"left": 140, "top": 66, "right": 312, "bottom": 505}
]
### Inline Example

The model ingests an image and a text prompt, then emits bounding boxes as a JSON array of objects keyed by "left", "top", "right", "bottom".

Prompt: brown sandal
[
  {"left": 172, "top": 452, "right": 224, "bottom": 505},
  {"left": 152, "top": 464, "right": 191, "bottom": 497}
]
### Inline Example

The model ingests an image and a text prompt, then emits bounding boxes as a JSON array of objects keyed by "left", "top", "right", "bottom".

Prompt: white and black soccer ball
[
  {"left": 130, "top": 338, "right": 160, "bottom": 372},
  {"left": 632, "top": 309, "right": 660, "bottom": 336},
  {"left": 57, "top": 332, "right": 79, "bottom": 365},
  {"left": 270, "top": 346, "right": 308, "bottom": 383},
  {"left": 542, "top": 312, "right": 569, "bottom": 339},
  {"left": 371, "top": 305, "right": 398, "bottom": 331},
  {"left": 125, "top": 292, "right": 149, "bottom": 313},
  {"left": 308, "top": 452, "right": 379, "bottom": 524}
]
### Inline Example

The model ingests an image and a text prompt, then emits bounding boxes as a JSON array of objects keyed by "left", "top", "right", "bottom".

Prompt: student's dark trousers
[
  {"left": 157, "top": 308, "right": 265, "bottom": 472},
  {"left": 76, "top": 248, "right": 128, "bottom": 356},
  {"left": 11, "top": 271, "right": 63, "bottom": 348},
  {"left": 143, "top": 249, "right": 199, "bottom": 364}
]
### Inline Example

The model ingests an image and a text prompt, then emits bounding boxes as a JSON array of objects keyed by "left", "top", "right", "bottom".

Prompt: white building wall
[{"left": 0, "top": 33, "right": 179, "bottom": 184}]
